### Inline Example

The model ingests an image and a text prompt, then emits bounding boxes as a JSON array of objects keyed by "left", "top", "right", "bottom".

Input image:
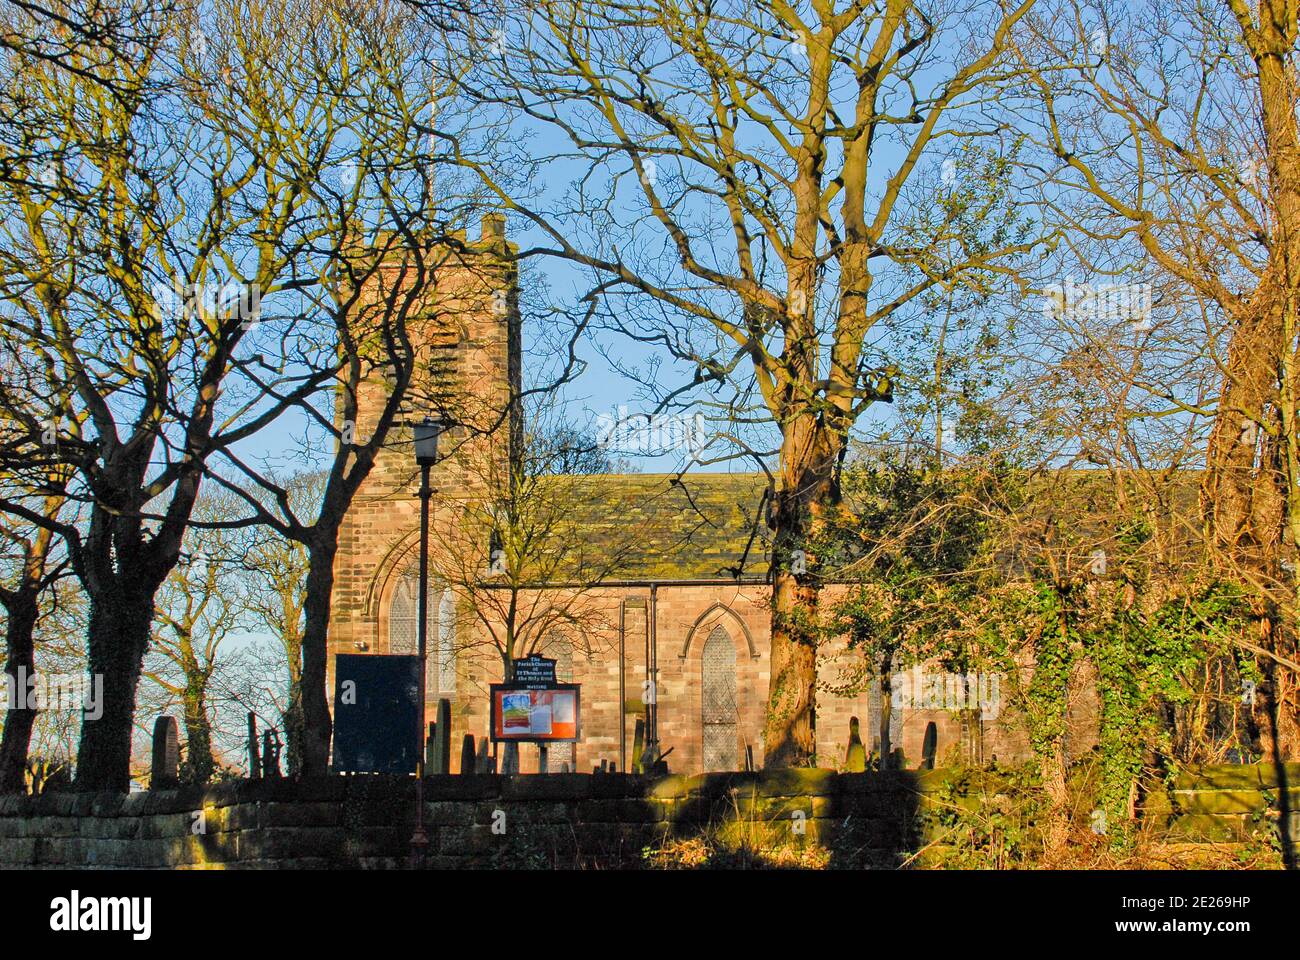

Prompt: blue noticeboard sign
[
  {"left": 512, "top": 655, "right": 558, "bottom": 689},
  {"left": 332, "top": 654, "right": 421, "bottom": 774}
]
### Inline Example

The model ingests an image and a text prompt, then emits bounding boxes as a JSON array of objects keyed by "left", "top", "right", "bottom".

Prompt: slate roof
[
  {"left": 546, "top": 467, "right": 1206, "bottom": 583},
  {"left": 548, "top": 472, "right": 771, "bottom": 581}
]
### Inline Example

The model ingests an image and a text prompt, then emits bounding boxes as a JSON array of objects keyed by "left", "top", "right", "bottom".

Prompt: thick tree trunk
[
  {"left": 74, "top": 584, "right": 154, "bottom": 792},
  {"left": 762, "top": 423, "right": 839, "bottom": 767},
  {"left": 295, "top": 538, "right": 338, "bottom": 778},
  {"left": 1199, "top": 0, "right": 1300, "bottom": 761},
  {"left": 0, "top": 592, "right": 40, "bottom": 793},
  {"left": 878, "top": 659, "right": 894, "bottom": 770},
  {"left": 1201, "top": 280, "right": 1300, "bottom": 759},
  {"left": 283, "top": 632, "right": 303, "bottom": 776},
  {"left": 180, "top": 675, "right": 215, "bottom": 784},
  {"left": 765, "top": 560, "right": 819, "bottom": 767}
]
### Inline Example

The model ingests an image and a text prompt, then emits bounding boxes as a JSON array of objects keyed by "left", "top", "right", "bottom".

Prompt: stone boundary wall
[
  {"left": 1143, "top": 762, "right": 1300, "bottom": 846},
  {"left": 0, "top": 764, "right": 1294, "bottom": 869}
]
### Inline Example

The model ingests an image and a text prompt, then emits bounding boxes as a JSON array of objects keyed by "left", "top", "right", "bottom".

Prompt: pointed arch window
[
  {"left": 387, "top": 568, "right": 456, "bottom": 701},
  {"left": 701, "top": 625, "right": 738, "bottom": 771},
  {"left": 436, "top": 587, "right": 457, "bottom": 696}
]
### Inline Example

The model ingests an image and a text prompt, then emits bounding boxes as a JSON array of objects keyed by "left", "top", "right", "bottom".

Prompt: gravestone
[
  {"left": 246, "top": 713, "right": 260, "bottom": 779},
  {"left": 845, "top": 716, "right": 867, "bottom": 773},
  {"left": 921, "top": 722, "right": 938, "bottom": 770},
  {"left": 261, "top": 729, "right": 282, "bottom": 778},
  {"left": 631, "top": 719, "right": 645, "bottom": 774},
  {"left": 501, "top": 741, "right": 519, "bottom": 775},
  {"left": 151, "top": 716, "right": 179, "bottom": 789},
  {"left": 431, "top": 698, "right": 453, "bottom": 774}
]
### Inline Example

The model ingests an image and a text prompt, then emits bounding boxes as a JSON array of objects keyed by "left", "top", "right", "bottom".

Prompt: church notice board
[
  {"left": 489, "top": 684, "right": 581, "bottom": 742},
  {"left": 491, "top": 654, "right": 580, "bottom": 742}
]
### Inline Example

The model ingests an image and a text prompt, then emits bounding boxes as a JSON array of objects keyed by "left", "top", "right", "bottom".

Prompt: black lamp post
[{"left": 410, "top": 416, "right": 444, "bottom": 866}]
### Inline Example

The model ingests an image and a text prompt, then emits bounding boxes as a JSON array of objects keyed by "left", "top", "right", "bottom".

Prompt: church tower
[{"left": 327, "top": 214, "right": 520, "bottom": 717}]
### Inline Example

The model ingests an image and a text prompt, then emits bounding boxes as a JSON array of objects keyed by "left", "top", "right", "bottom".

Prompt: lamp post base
[{"left": 409, "top": 827, "right": 430, "bottom": 870}]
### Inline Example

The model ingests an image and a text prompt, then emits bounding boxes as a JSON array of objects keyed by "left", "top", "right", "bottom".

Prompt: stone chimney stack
[{"left": 481, "top": 213, "right": 506, "bottom": 243}]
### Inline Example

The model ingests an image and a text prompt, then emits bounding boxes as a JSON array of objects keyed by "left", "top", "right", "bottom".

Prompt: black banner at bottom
[{"left": 9, "top": 868, "right": 1292, "bottom": 949}]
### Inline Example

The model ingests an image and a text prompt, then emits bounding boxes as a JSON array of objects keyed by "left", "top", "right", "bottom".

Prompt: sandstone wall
[{"left": 1, "top": 764, "right": 1294, "bottom": 869}]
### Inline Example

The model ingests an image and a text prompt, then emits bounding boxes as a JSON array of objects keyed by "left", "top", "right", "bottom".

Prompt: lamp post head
[{"left": 412, "top": 417, "right": 446, "bottom": 466}]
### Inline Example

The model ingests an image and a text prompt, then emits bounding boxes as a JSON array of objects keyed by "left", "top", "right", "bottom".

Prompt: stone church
[{"left": 326, "top": 216, "right": 1030, "bottom": 774}]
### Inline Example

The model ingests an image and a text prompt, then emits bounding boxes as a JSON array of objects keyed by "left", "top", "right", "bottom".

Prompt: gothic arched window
[
  {"left": 436, "top": 588, "right": 457, "bottom": 696},
  {"left": 701, "top": 625, "right": 738, "bottom": 771},
  {"left": 387, "top": 569, "right": 456, "bottom": 701}
]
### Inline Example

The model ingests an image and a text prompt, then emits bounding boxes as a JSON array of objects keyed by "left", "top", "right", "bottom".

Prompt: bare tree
[
  {"left": 0, "top": 0, "right": 459, "bottom": 789},
  {"left": 0, "top": 485, "right": 69, "bottom": 791},
  {"left": 143, "top": 491, "right": 250, "bottom": 784},
  {"left": 442, "top": 0, "right": 1048, "bottom": 764},
  {"left": 1008, "top": 0, "right": 1300, "bottom": 757}
]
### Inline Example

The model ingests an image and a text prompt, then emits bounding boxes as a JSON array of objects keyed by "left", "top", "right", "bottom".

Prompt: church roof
[
  {"left": 549, "top": 472, "right": 771, "bottom": 581},
  {"left": 546, "top": 467, "right": 1205, "bottom": 584}
]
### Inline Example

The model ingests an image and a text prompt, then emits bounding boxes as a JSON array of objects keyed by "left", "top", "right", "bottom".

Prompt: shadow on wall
[
  {"left": 3, "top": 762, "right": 1295, "bottom": 868},
  {"left": 640, "top": 769, "right": 924, "bottom": 869}
]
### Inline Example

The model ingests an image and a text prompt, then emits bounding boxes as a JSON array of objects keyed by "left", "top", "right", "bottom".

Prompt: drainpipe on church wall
[
  {"left": 618, "top": 600, "right": 626, "bottom": 772},
  {"left": 648, "top": 583, "right": 659, "bottom": 756}
]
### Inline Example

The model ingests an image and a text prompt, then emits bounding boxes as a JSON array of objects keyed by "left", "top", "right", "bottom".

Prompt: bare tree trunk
[
  {"left": 765, "top": 560, "right": 819, "bottom": 767},
  {"left": 295, "top": 536, "right": 338, "bottom": 778},
  {"left": 1201, "top": 279, "right": 1300, "bottom": 758},
  {"left": 283, "top": 634, "right": 303, "bottom": 777},
  {"left": 0, "top": 591, "right": 39, "bottom": 793},
  {"left": 1040, "top": 741, "right": 1071, "bottom": 858},
  {"left": 762, "top": 412, "right": 839, "bottom": 767},
  {"left": 878, "top": 655, "right": 894, "bottom": 770},
  {"left": 75, "top": 584, "right": 155, "bottom": 792},
  {"left": 179, "top": 672, "right": 215, "bottom": 785}
]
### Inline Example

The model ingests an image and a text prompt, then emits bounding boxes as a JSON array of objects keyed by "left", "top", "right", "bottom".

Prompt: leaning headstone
[
  {"left": 431, "top": 699, "right": 452, "bottom": 774},
  {"left": 501, "top": 741, "right": 519, "bottom": 775},
  {"left": 631, "top": 719, "right": 645, "bottom": 774},
  {"left": 845, "top": 716, "right": 867, "bottom": 773},
  {"left": 459, "top": 734, "right": 476, "bottom": 775},
  {"left": 151, "top": 716, "right": 179, "bottom": 789},
  {"left": 921, "top": 722, "right": 938, "bottom": 770}
]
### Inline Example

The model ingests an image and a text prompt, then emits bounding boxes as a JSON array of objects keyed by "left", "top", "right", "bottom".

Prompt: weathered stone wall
[
  {"left": 1143, "top": 762, "right": 1300, "bottom": 844},
  {"left": 0, "top": 764, "right": 1294, "bottom": 869}
]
